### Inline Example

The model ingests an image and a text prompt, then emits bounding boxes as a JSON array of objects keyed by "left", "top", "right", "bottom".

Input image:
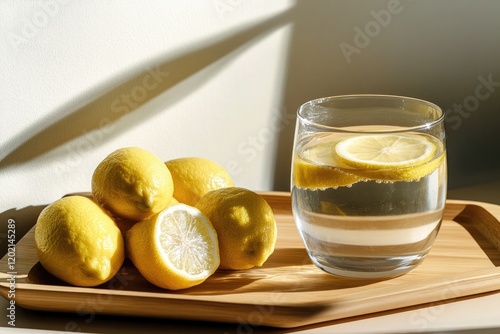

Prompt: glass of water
[{"left": 291, "top": 95, "right": 447, "bottom": 278}]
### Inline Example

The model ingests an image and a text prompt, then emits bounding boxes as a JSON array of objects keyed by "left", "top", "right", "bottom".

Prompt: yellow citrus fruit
[
  {"left": 168, "top": 197, "right": 179, "bottom": 205},
  {"left": 293, "top": 155, "right": 361, "bottom": 189},
  {"left": 293, "top": 134, "right": 361, "bottom": 189},
  {"left": 114, "top": 196, "right": 180, "bottom": 235},
  {"left": 335, "top": 133, "right": 444, "bottom": 181},
  {"left": 165, "top": 157, "right": 234, "bottom": 206},
  {"left": 126, "top": 204, "right": 220, "bottom": 290},
  {"left": 195, "top": 187, "right": 277, "bottom": 270},
  {"left": 92, "top": 147, "right": 174, "bottom": 221},
  {"left": 34, "top": 196, "right": 125, "bottom": 287}
]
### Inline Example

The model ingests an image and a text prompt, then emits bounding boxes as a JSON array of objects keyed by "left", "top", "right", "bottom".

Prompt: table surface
[
  {"left": 1, "top": 290, "right": 500, "bottom": 334},
  {"left": 2, "top": 182, "right": 499, "bottom": 334}
]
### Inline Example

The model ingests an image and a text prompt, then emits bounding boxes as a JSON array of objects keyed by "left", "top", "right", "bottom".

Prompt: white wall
[
  {"left": 1, "top": 0, "right": 295, "bottom": 216},
  {"left": 2, "top": 0, "right": 500, "bottom": 222}
]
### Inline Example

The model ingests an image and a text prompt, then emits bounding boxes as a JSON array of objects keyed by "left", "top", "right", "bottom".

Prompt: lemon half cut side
[{"left": 126, "top": 204, "right": 220, "bottom": 290}]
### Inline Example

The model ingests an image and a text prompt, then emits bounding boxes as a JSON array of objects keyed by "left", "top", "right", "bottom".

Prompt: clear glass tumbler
[{"left": 291, "top": 95, "right": 447, "bottom": 278}]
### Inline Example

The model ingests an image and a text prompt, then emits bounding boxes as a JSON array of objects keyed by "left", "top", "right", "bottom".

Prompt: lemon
[
  {"left": 126, "top": 204, "right": 220, "bottom": 290},
  {"left": 293, "top": 134, "right": 361, "bottom": 189},
  {"left": 34, "top": 196, "right": 125, "bottom": 287},
  {"left": 293, "top": 156, "right": 361, "bottom": 189},
  {"left": 115, "top": 196, "right": 180, "bottom": 235},
  {"left": 92, "top": 147, "right": 174, "bottom": 221},
  {"left": 168, "top": 197, "right": 179, "bottom": 205},
  {"left": 335, "top": 134, "right": 436, "bottom": 168},
  {"left": 195, "top": 187, "right": 277, "bottom": 270},
  {"left": 165, "top": 157, "right": 234, "bottom": 206},
  {"left": 335, "top": 133, "right": 444, "bottom": 181}
]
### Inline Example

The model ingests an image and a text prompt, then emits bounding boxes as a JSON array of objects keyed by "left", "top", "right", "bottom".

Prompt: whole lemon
[
  {"left": 92, "top": 147, "right": 174, "bottom": 221},
  {"left": 165, "top": 157, "right": 234, "bottom": 206},
  {"left": 195, "top": 187, "right": 277, "bottom": 270},
  {"left": 35, "top": 196, "right": 125, "bottom": 287}
]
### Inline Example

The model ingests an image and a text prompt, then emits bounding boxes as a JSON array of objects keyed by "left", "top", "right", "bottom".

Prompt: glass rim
[{"left": 297, "top": 94, "right": 445, "bottom": 133}]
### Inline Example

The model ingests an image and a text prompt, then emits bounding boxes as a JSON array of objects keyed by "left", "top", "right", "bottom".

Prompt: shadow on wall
[
  {"left": 2, "top": 1, "right": 500, "bottom": 193},
  {"left": 0, "top": 5, "right": 300, "bottom": 257},
  {"left": 0, "top": 5, "right": 297, "bottom": 169},
  {"left": 273, "top": 0, "right": 500, "bottom": 192}
]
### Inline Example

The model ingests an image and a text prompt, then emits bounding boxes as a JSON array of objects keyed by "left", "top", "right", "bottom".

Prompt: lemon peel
[
  {"left": 35, "top": 196, "right": 125, "bottom": 287},
  {"left": 195, "top": 187, "right": 277, "bottom": 270},
  {"left": 92, "top": 147, "right": 174, "bottom": 221},
  {"left": 165, "top": 157, "right": 234, "bottom": 206},
  {"left": 292, "top": 134, "right": 361, "bottom": 189},
  {"left": 293, "top": 156, "right": 361, "bottom": 189}
]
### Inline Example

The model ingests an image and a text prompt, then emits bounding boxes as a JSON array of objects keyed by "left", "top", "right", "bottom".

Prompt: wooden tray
[{"left": 1, "top": 192, "right": 500, "bottom": 328}]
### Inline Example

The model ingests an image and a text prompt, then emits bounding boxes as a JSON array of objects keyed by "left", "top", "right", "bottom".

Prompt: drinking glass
[{"left": 291, "top": 95, "right": 447, "bottom": 278}]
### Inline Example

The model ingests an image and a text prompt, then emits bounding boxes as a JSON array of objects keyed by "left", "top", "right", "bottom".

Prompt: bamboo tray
[{"left": 1, "top": 192, "right": 500, "bottom": 328}]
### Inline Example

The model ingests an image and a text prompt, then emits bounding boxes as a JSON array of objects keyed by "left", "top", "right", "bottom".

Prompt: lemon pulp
[
  {"left": 335, "top": 134, "right": 437, "bottom": 169},
  {"left": 126, "top": 204, "right": 220, "bottom": 290},
  {"left": 293, "top": 133, "right": 445, "bottom": 188},
  {"left": 158, "top": 206, "right": 219, "bottom": 277}
]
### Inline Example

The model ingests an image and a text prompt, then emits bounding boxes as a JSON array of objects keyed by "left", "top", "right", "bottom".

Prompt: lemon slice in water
[
  {"left": 293, "top": 134, "right": 361, "bottom": 189},
  {"left": 335, "top": 134, "right": 444, "bottom": 182}
]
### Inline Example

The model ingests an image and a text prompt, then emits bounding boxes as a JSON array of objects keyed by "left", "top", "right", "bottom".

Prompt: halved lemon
[
  {"left": 293, "top": 134, "right": 361, "bottom": 189},
  {"left": 126, "top": 204, "right": 220, "bottom": 290},
  {"left": 335, "top": 133, "right": 444, "bottom": 182}
]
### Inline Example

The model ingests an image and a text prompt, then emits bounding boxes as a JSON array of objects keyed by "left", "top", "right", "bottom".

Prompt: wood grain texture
[{"left": 1, "top": 192, "right": 500, "bottom": 328}]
